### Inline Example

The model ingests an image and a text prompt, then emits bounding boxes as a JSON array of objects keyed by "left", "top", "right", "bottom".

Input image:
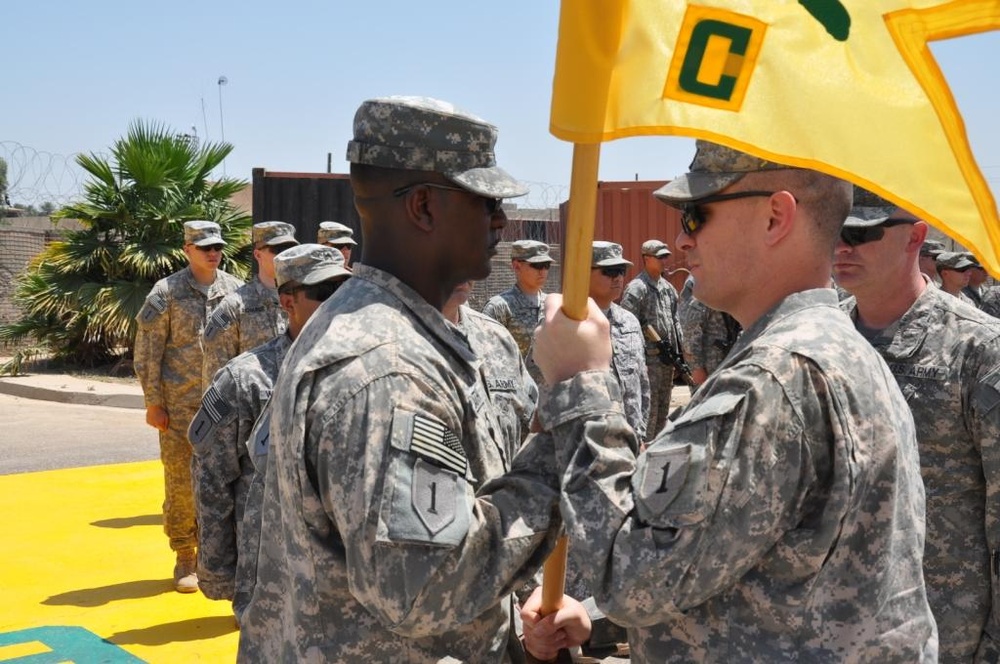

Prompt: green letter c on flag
[{"left": 678, "top": 20, "right": 753, "bottom": 102}]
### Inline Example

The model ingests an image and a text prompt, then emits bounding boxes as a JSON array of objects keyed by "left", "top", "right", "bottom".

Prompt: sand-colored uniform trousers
[{"left": 161, "top": 404, "right": 200, "bottom": 550}]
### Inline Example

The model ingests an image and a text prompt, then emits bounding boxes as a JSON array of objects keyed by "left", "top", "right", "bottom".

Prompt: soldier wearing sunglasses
[
  {"left": 835, "top": 190, "right": 1000, "bottom": 661},
  {"left": 201, "top": 221, "right": 299, "bottom": 389},
  {"left": 134, "top": 220, "right": 243, "bottom": 593},
  {"left": 531, "top": 141, "right": 936, "bottom": 662},
  {"left": 935, "top": 251, "right": 977, "bottom": 304}
]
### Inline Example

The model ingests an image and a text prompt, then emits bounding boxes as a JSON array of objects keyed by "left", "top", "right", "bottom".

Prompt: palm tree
[{"left": 0, "top": 120, "right": 252, "bottom": 373}]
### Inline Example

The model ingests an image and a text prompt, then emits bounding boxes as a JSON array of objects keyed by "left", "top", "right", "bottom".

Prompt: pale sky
[{"left": 3, "top": 0, "right": 998, "bottom": 209}]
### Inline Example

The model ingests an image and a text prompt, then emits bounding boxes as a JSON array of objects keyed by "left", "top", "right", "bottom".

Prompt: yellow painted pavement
[{"left": 0, "top": 461, "right": 239, "bottom": 662}]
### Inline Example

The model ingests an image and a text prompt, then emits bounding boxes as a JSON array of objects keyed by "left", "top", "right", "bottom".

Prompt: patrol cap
[
  {"left": 317, "top": 221, "right": 357, "bottom": 247},
  {"left": 253, "top": 221, "right": 298, "bottom": 247},
  {"left": 591, "top": 241, "right": 632, "bottom": 268},
  {"left": 962, "top": 251, "right": 983, "bottom": 269},
  {"left": 920, "top": 239, "right": 946, "bottom": 257},
  {"left": 184, "top": 220, "right": 226, "bottom": 247},
  {"left": 274, "top": 243, "right": 351, "bottom": 289},
  {"left": 653, "top": 140, "right": 790, "bottom": 205},
  {"left": 346, "top": 96, "right": 529, "bottom": 199},
  {"left": 511, "top": 239, "right": 555, "bottom": 264},
  {"left": 841, "top": 188, "right": 897, "bottom": 228},
  {"left": 935, "top": 251, "right": 974, "bottom": 271},
  {"left": 641, "top": 239, "right": 671, "bottom": 257}
]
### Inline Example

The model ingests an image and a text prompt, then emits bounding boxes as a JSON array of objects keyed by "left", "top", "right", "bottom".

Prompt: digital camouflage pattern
[
  {"left": 237, "top": 264, "right": 562, "bottom": 663},
  {"left": 538, "top": 289, "right": 938, "bottom": 662},
  {"left": 317, "top": 221, "right": 357, "bottom": 247},
  {"left": 844, "top": 283, "right": 1000, "bottom": 661},
  {"left": 604, "top": 302, "right": 649, "bottom": 442},
  {"left": 201, "top": 277, "right": 286, "bottom": 389},
  {"left": 134, "top": 265, "right": 243, "bottom": 551},
  {"left": 982, "top": 286, "right": 1000, "bottom": 319},
  {"left": 345, "top": 96, "right": 528, "bottom": 199},
  {"left": 654, "top": 139, "right": 790, "bottom": 204},
  {"left": 188, "top": 333, "right": 291, "bottom": 604},
  {"left": 457, "top": 305, "right": 538, "bottom": 456},
  {"left": 481, "top": 285, "right": 545, "bottom": 359},
  {"left": 621, "top": 270, "right": 680, "bottom": 438},
  {"left": 679, "top": 276, "right": 740, "bottom": 376}
]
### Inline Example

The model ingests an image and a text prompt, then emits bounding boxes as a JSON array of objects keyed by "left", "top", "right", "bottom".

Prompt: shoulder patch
[
  {"left": 250, "top": 408, "right": 271, "bottom": 458},
  {"left": 410, "top": 414, "right": 467, "bottom": 476},
  {"left": 636, "top": 444, "right": 692, "bottom": 516},
  {"left": 974, "top": 366, "right": 1000, "bottom": 415},
  {"left": 139, "top": 292, "right": 168, "bottom": 324},
  {"left": 204, "top": 307, "right": 235, "bottom": 341}
]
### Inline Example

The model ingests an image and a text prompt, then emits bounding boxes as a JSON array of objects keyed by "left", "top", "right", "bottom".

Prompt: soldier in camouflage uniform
[
  {"left": 678, "top": 274, "right": 741, "bottom": 384},
  {"left": 482, "top": 239, "right": 554, "bottom": 385},
  {"left": 963, "top": 253, "right": 989, "bottom": 308},
  {"left": 527, "top": 141, "right": 938, "bottom": 661},
  {"left": 201, "top": 221, "right": 298, "bottom": 389},
  {"left": 589, "top": 241, "right": 648, "bottom": 441},
  {"left": 238, "top": 97, "right": 573, "bottom": 663},
  {"left": 317, "top": 220, "right": 358, "bottom": 265},
  {"left": 936, "top": 251, "right": 976, "bottom": 305},
  {"left": 189, "top": 244, "right": 350, "bottom": 618},
  {"left": 621, "top": 238, "right": 680, "bottom": 439},
  {"left": 920, "top": 238, "right": 946, "bottom": 284},
  {"left": 134, "top": 220, "right": 243, "bottom": 593},
  {"left": 835, "top": 194, "right": 1000, "bottom": 661}
]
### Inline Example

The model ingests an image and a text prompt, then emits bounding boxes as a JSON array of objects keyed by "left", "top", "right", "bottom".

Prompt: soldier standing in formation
[
  {"left": 621, "top": 238, "right": 681, "bottom": 439},
  {"left": 589, "top": 240, "right": 649, "bottom": 442},
  {"left": 919, "top": 238, "right": 946, "bottom": 284},
  {"left": 835, "top": 196, "right": 1000, "bottom": 661},
  {"left": 188, "top": 244, "right": 351, "bottom": 620},
  {"left": 963, "top": 253, "right": 990, "bottom": 308},
  {"left": 238, "top": 97, "right": 575, "bottom": 662},
  {"left": 134, "top": 220, "right": 242, "bottom": 593},
  {"left": 529, "top": 140, "right": 937, "bottom": 661},
  {"left": 481, "top": 239, "right": 555, "bottom": 383},
  {"left": 936, "top": 251, "right": 977, "bottom": 304},
  {"left": 678, "top": 274, "right": 741, "bottom": 385},
  {"left": 317, "top": 220, "right": 358, "bottom": 265},
  {"left": 201, "top": 221, "right": 298, "bottom": 389}
]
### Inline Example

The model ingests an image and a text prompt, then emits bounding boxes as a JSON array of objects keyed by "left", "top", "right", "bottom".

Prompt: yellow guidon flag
[{"left": 550, "top": 0, "right": 1000, "bottom": 273}]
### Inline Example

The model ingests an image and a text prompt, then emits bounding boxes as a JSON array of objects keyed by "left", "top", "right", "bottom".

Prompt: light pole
[{"left": 217, "top": 75, "right": 228, "bottom": 175}]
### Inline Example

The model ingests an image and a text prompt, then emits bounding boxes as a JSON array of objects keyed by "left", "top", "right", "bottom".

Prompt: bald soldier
[
  {"left": 529, "top": 140, "right": 937, "bottom": 661},
  {"left": 134, "top": 220, "right": 243, "bottom": 592},
  {"left": 238, "top": 97, "right": 571, "bottom": 663},
  {"left": 201, "top": 221, "right": 298, "bottom": 389},
  {"left": 190, "top": 244, "right": 351, "bottom": 619}
]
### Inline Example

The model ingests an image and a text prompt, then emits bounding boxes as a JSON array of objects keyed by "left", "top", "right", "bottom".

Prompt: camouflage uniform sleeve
[
  {"left": 679, "top": 297, "right": 709, "bottom": 370},
  {"left": 969, "top": 352, "right": 1000, "bottom": 656},
  {"left": 188, "top": 366, "right": 243, "bottom": 600},
  {"left": 538, "top": 367, "right": 812, "bottom": 625},
  {"left": 202, "top": 298, "right": 240, "bottom": 391},
  {"left": 668, "top": 283, "right": 684, "bottom": 351},
  {"left": 620, "top": 280, "right": 646, "bottom": 327},
  {"left": 309, "top": 369, "right": 563, "bottom": 637},
  {"left": 481, "top": 296, "right": 509, "bottom": 326},
  {"left": 134, "top": 281, "right": 170, "bottom": 408}
]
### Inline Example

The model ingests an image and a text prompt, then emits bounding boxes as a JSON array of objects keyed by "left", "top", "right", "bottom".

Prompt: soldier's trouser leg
[
  {"left": 159, "top": 405, "right": 199, "bottom": 552},
  {"left": 645, "top": 361, "right": 674, "bottom": 441}
]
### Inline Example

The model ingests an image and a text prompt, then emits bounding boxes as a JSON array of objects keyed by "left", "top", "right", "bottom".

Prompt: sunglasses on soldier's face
[
  {"left": 597, "top": 267, "right": 627, "bottom": 278},
  {"left": 839, "top": 219, "right": 916, "bottom": 247},
  {"left": 518, "top": 261, "right": 551, "bottom": 271},
  {"left": 393, "top": 182, "right": 503, "bottom": 215},
  {"left": 679, "top": 190, "right": 777, "bottom": 235},
  {"left": 194, "top": 244, "right": 225, "bottom": 253}
]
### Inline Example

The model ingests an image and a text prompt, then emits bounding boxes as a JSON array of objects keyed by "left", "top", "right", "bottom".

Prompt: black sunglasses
[
  {"left": 259, "top": 243, "right": 296, "bottom": 255},
  {"left": 597, "top": 266, "right": 627, "bottom": 278},
  {"left": 194, "top": 244, "right": 225, "bottom": 253},
  {"left": 679, "top": 190, "right": 778, "bottom": 235},
  {"left": 393, "top": 182, "right": 503, "bottom": 215},
  {"left": 278, "top": 279, "right": 345, "bottom": 302},
  {"left": 518, "top": 260, "right": 551, "bottom": 271},
  {"left": 839, "top": 219, "right": 916, "bottom": 247}
]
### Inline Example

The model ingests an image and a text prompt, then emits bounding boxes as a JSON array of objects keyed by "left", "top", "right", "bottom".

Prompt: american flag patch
[
  {"left": 410, "top": 414, "right": 466, "bottom": 476},
  {"left": 202, "top": 386, "right": 233, "bottom": 424},
  {"left": 204, "top": 308, "right": 233, "bottom": 340}
]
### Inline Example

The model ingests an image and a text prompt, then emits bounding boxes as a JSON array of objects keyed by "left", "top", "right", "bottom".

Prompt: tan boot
[{"left": 173, "top": 549, "right": 199, "bottom": 593}]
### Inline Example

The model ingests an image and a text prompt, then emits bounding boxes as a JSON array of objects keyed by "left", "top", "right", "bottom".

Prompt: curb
[{"left": 0, "top": 378, "right": 145, "bottom": 410}]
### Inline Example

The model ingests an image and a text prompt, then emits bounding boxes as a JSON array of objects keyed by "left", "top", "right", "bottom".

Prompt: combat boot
[{"left": 173, "top": 548, "right": 199, "bottom": 593}]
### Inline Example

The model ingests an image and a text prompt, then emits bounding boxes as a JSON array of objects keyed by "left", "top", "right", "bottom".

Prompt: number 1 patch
[
  {"left": 412, "top": 458, "right": 457, "bottom": 535},
  {"left": 636, "top": 444, "right": 692, "bottom": 518}
]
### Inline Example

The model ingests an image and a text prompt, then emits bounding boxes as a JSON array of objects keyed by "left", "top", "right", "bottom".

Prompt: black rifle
[{"left": 644, "top": 325, "right": 695, "bottom": 387}]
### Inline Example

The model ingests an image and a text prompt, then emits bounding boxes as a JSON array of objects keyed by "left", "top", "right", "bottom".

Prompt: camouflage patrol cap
[
  {"left": 920, "top": 239, "right": 946, "bottom": 258},
  {"left": 961, "top": 251, "right": 982, "bottom": 269},
  {"left": 346, "top": 96, "right": 529, "bottom": 199},
  {"left": 253, "top": 221, "right": 298, "bottom": 247},
  {"left": 653, "top": 140, "right": 791, "bottom": 205},
  {"left": 641, "top": 239, "right": 671, "bottom": 257},
  {"left": 842, "top": 188, "right": 897, "bottom": 228},
  {"left": 274, "top": 243, "right": 351, "bottom": 289},
  {"left": 511, "top": 239, "right": 555, "bottom": 264},
  {"left": 935, "top": 251, "right": 974, "bottom": 271},
  {"left": 591, "top": 241, "right": 632, "bottom": 268},
  {"left": 317, "top": 221, "right": 357, "bottom": 247},
  {"left": 183, "top": 220, "right": 226, "bottom": 247}
]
